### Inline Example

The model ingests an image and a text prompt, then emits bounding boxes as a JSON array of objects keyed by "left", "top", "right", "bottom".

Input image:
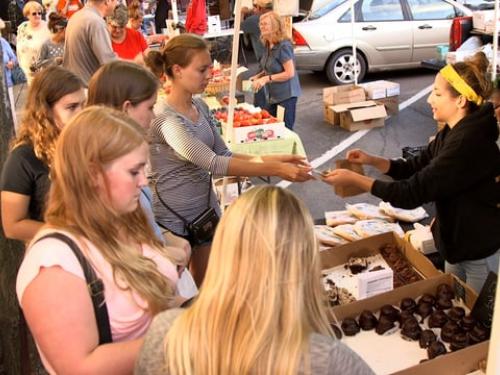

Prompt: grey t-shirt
[
  {"left": 241, "top": 14, "right": 265, "bottom": 61},
  {"left": 260, "top": 39, "right": 302, "bottom": 104},
  {"left": 135, "top": 309, "right": 375, "bottom": 375},
  {"left": 63, "top": 5, "right": 116, "bottom": 84}
]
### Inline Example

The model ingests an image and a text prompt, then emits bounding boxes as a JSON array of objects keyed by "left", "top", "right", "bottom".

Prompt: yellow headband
[{"left": 439, "top": 65, "right": 483, "bottom": 106}]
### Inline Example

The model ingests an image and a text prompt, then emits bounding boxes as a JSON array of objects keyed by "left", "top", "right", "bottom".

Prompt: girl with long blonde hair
[
  {"left": 17, "top": 106, "right": 182, "bottom": 374},
  {"left": 0, "top": 66, "right": 85, "bottom": 242},
  {"left": 136, "top": 186, "right": 374, "bottom": 375}
]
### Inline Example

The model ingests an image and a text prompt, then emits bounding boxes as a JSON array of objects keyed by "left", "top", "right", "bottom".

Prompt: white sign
[{"left": 357, "top": 268, "right": 393, "bottom": 299}]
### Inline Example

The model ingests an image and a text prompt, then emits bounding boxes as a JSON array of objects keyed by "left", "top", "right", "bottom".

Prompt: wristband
[{"left": 268, "top": 75, "right": 272, "bottom": 82}]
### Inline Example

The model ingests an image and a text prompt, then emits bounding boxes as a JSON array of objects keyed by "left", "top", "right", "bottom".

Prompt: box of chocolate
[
  {"left": 321, "top": 232, "right": 440, "bottom": 306},
  {"left": 331, "top": 273, "right": 489, "bottom": 375}
]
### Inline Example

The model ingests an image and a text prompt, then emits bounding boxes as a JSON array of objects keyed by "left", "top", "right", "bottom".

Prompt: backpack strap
[{"left": 34, "top": 232, "right": 113, "bottom": 344}]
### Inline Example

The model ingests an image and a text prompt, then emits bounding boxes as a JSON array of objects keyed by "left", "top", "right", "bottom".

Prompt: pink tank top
[{"left": 16, "top": 228, "right": 179, "bottom": 373}]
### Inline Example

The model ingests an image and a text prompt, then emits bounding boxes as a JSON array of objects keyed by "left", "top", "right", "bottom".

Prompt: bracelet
[{"left": 268, "top": 75, "right": 272, "bottom": 82}]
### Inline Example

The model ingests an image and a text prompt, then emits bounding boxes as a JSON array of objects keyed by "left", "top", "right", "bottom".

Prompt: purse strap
[
  {"left": 154, "top": 173, "right": 212, "bottom": 226},
  {"left": 34, "top": 232, "right": 113, "bottom": 345}
]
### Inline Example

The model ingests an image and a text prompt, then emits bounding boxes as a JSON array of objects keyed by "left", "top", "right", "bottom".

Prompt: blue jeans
[
  {"left": 445, "top": 249, "right": 500, "bottom": 293},
  {"left": 267, "top": 97, "right": 298, "bottom": 130}
]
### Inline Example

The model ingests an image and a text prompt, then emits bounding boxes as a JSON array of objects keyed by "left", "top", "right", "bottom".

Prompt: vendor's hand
[
  {"left": 321, "top": 169, "right": 360, "bottom": 187},
  {"left": 251, "top": 76, "right": 268, "bottom": 92},
  {"left": 346, "top": 149, "right": 374, "bottom": 165},
  {"left": 6, "top": 60, "right": 14, "bottom": 70},
  {"left": 277, "top": 163, "right": 313, "bottom": 182}
]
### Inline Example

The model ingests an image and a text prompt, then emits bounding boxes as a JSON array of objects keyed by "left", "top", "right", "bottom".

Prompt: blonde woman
[
  {"left": 136, "top": 186, "right": 374, "bottom": 375},
  {"left": 16, "top": 1, "right": 51, "bottom": 83},
  {"left": 17, "top": 106, "right": 183, "bottom": 374},
  {"left": 251, "top": 11, "right": 301, "bottom": 130},
  {"left": 0, "top": 66, "right": 85, "bottom": 242}
]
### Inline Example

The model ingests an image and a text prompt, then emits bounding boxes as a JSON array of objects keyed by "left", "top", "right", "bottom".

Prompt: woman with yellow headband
[{"left": 322, "top": 52, "right": 500, "bottom": 293}]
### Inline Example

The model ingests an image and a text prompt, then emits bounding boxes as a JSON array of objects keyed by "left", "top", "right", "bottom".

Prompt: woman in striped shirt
[{"left": 150, "top": 34, "right": 312, "bottom": 286}]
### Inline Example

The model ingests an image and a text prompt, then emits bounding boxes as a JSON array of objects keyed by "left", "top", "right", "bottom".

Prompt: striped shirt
[{"left": 149, "top": 98, "right": 232, "bottom": 236}]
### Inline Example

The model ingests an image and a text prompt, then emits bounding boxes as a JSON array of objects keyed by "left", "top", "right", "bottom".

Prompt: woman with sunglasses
[{"left": 16, "top": 1, "right": 50, "bottom": 83}]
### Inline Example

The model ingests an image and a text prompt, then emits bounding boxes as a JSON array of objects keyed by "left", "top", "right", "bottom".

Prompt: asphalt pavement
[{"left": 254, "top": 67, "right": 438, "bottom": 221}]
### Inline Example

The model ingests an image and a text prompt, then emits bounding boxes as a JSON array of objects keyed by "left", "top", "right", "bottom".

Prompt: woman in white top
[
  {"left": 17, "top": 106, "right": 183, "bottom": 374},
  {"left": 16, "top": 1, "right": 51, "bottom": 83}
]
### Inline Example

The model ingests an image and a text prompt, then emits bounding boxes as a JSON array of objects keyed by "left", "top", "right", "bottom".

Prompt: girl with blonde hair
[
  {"left": 251, "top": 11, "right": 301, "bottom": 130},
  {"left": 17, "top": 106, "right": 183, "bottom": 374},
  {"left": 0, "top": 66, "right": 85, "bottom": 242},
  {"left": 136, "top": 186, "right": 374, "bottom": 375},
  {"left": 323, "top": 52, "right": 500, "bottom": 293}
]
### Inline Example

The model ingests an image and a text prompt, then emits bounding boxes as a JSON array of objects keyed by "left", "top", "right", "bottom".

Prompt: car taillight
[
  {"left": 449, "top": 16, "right": 472, "bottom": 52},
  {"left": 292, "top": 28, "right": 308, "bottom": 47}
]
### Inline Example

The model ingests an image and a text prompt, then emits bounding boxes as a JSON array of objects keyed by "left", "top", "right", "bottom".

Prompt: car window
[
  {"left": 408, "top": 0, "right": 458, "bottom": 20},
  {"left": 339, "top": 9, "right": 353, "bottom": 22},
  {"left": 309, "top": 0, "right": 348, "bottom": 20},
  {"left": 360, "top": 0, "right": 405, "bottom": 21}
]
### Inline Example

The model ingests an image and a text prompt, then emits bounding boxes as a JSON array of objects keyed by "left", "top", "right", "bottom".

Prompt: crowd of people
[{"left": 0, "top": 0, "right": 499, "bottom": 374}]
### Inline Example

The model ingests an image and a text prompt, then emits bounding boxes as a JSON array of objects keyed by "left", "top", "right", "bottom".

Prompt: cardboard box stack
[
  {"left": 472, "top": 10, "right": 499, "bottom": 33},
  {"left": 323, "top": 84, "right": 366, "bottom": 127},
  {"left": 323, "top": 81, "right": 400, "bottom": 131}
]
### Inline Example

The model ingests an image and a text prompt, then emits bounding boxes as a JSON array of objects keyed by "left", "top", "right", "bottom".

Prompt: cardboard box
[
  {"left": 375, "top": 95, "right": 400, "bottom": 115},
  {"left": 340, "top": 102, "right": 387, "bottom": 131},
  {"left": 332, "top": 273, "right": 486, "bottom": 375},
  {"left": 323, "top": 84, "right": 366, "bottom": 105},
  {"left": 394, "top": 341, "right": 488, "bottom": 375},
  {"left": 360, "top": 80, "right": 401, "bottom": 99},
  {"left": 334, "top": 159, "right": 365, "bottom": 197},
  {"left": 324, "top": 105, "right": 340, "bottom": 125},
  {"left": 321, "top": 232, "right": 440, "bottom": 283},
  {"left": 472, "top": 10, "right": 495, "bottom": 30}
]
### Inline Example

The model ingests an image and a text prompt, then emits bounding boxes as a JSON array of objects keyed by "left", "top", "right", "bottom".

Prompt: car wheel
[{"left": 325, "top": 49, "right": 367, "bottom": 85}]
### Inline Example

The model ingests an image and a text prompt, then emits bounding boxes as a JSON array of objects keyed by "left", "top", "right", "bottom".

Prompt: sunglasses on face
[{"left": 32, "top": 11, "right": 43, "bottom": 16}]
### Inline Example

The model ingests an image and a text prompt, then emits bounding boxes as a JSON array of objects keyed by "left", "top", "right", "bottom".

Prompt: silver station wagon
[{"left": 293, "top": 0, "right": 472, "bottom": 84}]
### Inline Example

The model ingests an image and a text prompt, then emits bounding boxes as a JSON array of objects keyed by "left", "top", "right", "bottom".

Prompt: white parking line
[{"left": 276, "top": 83, "right": 434, "bottom": 189}]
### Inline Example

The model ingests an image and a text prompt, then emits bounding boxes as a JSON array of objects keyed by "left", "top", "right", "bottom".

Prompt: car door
[
  {"left": 407, "top": 0, "right": 464, "bottom": 62},
  {"left": 354, "top": 0, "right": 413, "bottom": 67}
]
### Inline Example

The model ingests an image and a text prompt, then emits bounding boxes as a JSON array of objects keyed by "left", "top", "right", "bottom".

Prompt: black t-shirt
[{"left": 0, "top": 144, "right": 50, "bottom": 221}]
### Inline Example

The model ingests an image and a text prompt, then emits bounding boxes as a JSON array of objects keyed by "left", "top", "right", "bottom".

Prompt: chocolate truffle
[
  {"left": 347, "top": 257, "right": 368, "bottom": 274},
  {"left": 427, "top": 341, "right": 447, "bottom": 359},
  {"left": 375, "top": 315, "right": 396, "bottom": 335},
  {"left": 428, "top": 310, "right": 448, "bottom": 328},
  {"left": 400, "top": 310, "right": 415, "bottom": 324},
  {"left": 435, "top": 297, "right": 452, "bottom": 310},
  {"left": 441, "top": 321, "right": 460, "bottom": 342},
  {"left": 450, "top": 332, "right": 469, "bottom": 351},
  {"left": 380, "top": 304, "right": 400, "bottom": 323},
  {"left": 401, "top": 317, "right": 422, "bottom": 340},
  {"left": 400, "top": 297, "right": 417, "bottom": 313},
  {"left": 460, "top": 315, "right": 476, "bottom": 332},
  {"left": 468, "top": 325, "right": 488, "bottom": 344},
  {"left": 436, "top": 283, "right": 455, "bottom": 300},
  {"left": 358, "top": 310, "right": 378, "bottom": 331},
  {"left": 448, "top": 307, "right": 466, "bottom": 322},
  {"left": 341, "top": 318, "right": 360, "bottom": 336},
  {"left": 418, "top": 293, "right": 436, "bottom": 306},
  {"left": 419, "top": 329, "right": 437, "bottom": 349},
  {"left": 416, "top": 302, "right": 434, "bottom": 322},
  {"left": 331, "top": 323, "right": 343, "bottom": 339}
]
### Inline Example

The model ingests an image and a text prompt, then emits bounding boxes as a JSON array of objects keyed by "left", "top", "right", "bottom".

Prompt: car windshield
[{"left": 309, "top": 0, "right": 349, "bottom": 20}]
